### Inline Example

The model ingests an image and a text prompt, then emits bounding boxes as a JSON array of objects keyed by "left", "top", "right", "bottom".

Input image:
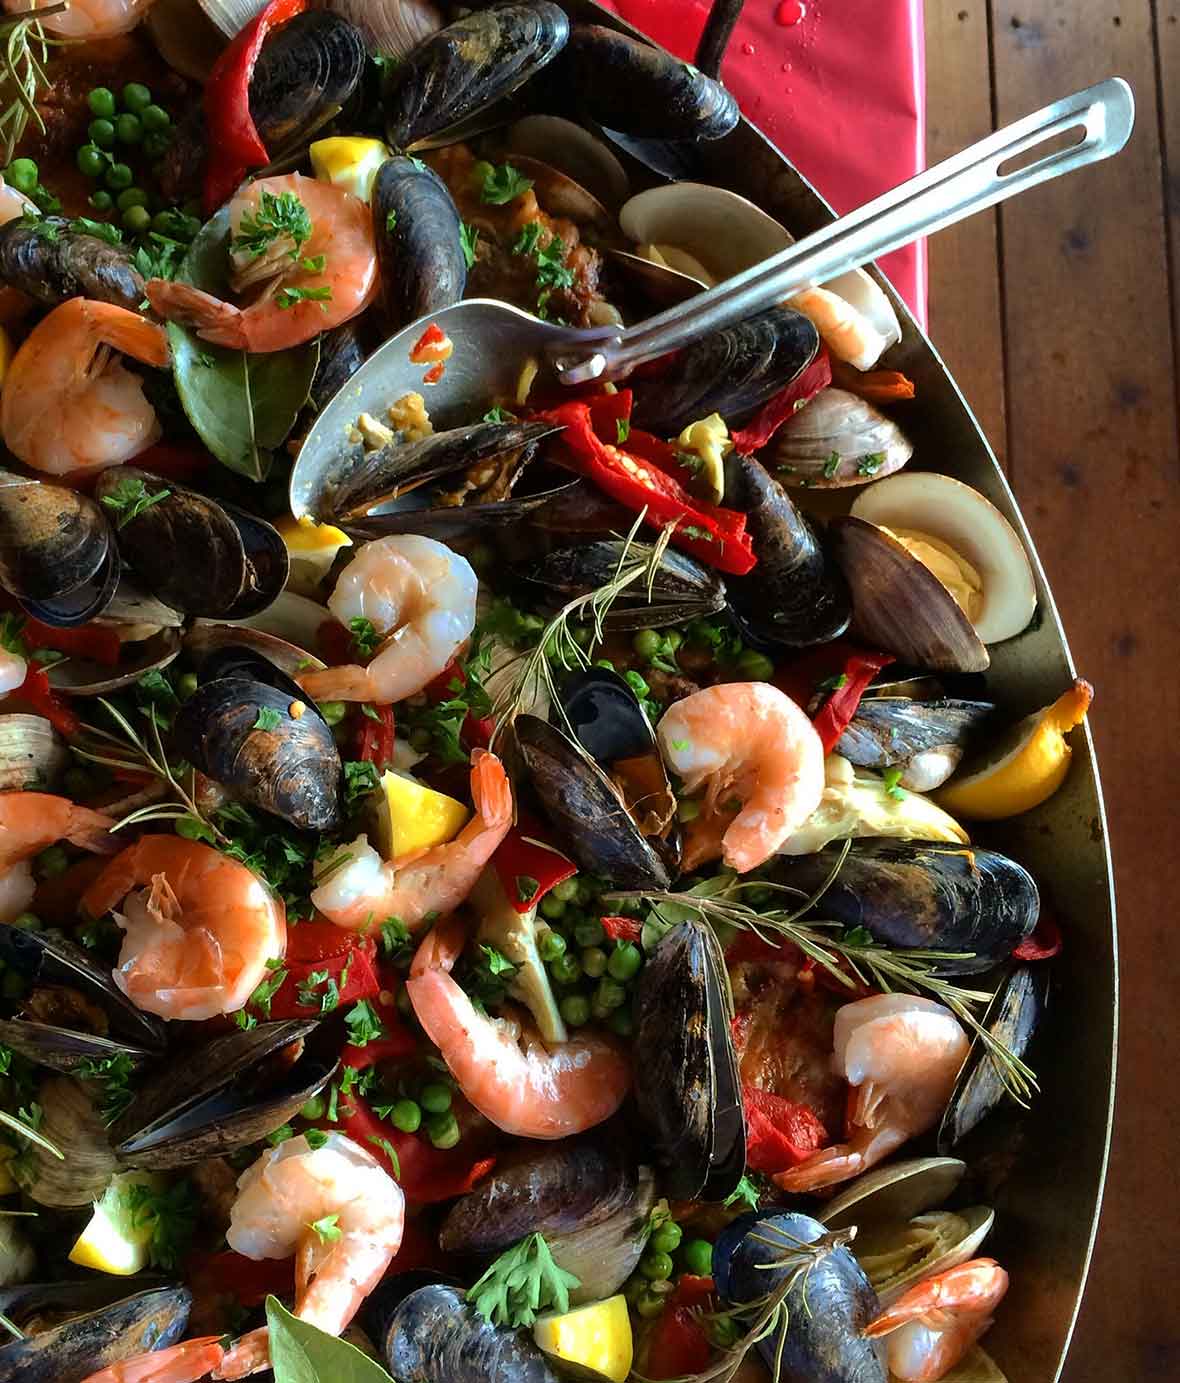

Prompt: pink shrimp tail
[
  {"left": 212, "top": 1327, "right": 269, "bottom": 1380},
  {"left": 146, "top": 279, "right": 247, "bottom": 350},
  {"left": 410, "top": 914, "right": 468, "bottom": 979},
  {"left": 773, "top": 1145, "right": 865, "bottom": 1193},
  {"left": 864, "top": 1260, "right": 1009, "bottom": 1337},
  {"left": 80, "top": 1336, "right": 225, "bottom": 1383},
  {"left": 67, "top": 804, "right": 120, "bottom": 855},
  {"left": 470, "top": 748, "right": 512, "bottom": 828}
]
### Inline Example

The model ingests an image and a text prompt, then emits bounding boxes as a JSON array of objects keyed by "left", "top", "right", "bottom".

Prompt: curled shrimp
[
  {"left": 0, "top": 792, "right": 114, "bottom": 924},
  {"left": 775, "top": 995, "right": 970, "bottom": 1193},
  {"left": 656, "top": 682, "right": 825, "bottom": 873},
  {"left": 80, "top": 836, "right": 286, "bottom": 1022},
  {"left": 0, "top": 298, "right": 169, "bottom": 475},
  {"left": 213, "top": 1132, "right": 404, "bottom": 1380},
  {"left": 147, "top": 175, "right": 377, "bottom": 353},
  {"left": 864, "top": 1259, "right": 1010, "bottom": 1382},
  {"left": 790, "top": 285, "right": 891, "bottom": 371},
  {"left": 79, "top": 1337, "right": 226, "bottom": 1383},
  {"left": 4, "top": 0, "right": 157, "bottom": 38},
  {"left": 299, "top": 534, "right": 477, "bottom": 705},
  {"left": 406, "top": 915, "right": 631, "bottom": 1138},
  {"left": 311, "top": 749, "right": 512, "bottom": 932}
]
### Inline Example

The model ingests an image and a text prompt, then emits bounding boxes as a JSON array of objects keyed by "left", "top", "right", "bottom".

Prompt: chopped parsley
[
  {"left": 385, "top": 210, "right": 397, "bottom": 232},
  {"left": 307, "top": 1213, "right": 342, "bottom": 1243},
  {"left": 367, "top": 1135, "right": 401, "bottom": 1176},
  {"left": 344, "top": 999, "right": 385, "bottom": 1047},
  {"left": 253, "top": 707, "right": 283, "bottom": 732},
  {"left": 380, "top": 916, "right": 411, "bottom": 961},
  {"left": 882, "top": 766, "right": 907, "bottom": 801},
  {"left": 515, "top": 875, "right": 539, "bottom": 904},
  {"left": 267, "top": 1123, "right": 295, "bottom": 1146},
  {"left": 822, "top": 451, "right": 843, "bottom": 480},
  {"left": 459, "top": 221, "right": 479, "bottom": 269},
  {"left": 816, "top": 672, "right": 849, "bottom": 693},
  {"left": 248, "top": 959, "right": 288, "bottom": 1017},
  {"left": 296, "top": 968, "right": 340, "bottom": 1013},
  {"left": 479, "top": 161, "right": 534, "bottom": 205},
  {"left": 857, "top": 452, "right": 886, "bottom": 477},
  {"left": 482, "top": 405, "right": 516, "bottom": 424},
  {"left": 205, "top": 802, "right": 318, "bottom": 922},
  {"left": 133, "top": 232, "right": 188, "bottom": 282},
  {"left": 305, "top": 1128, "right": 329, "bottom": 1150},
  {"left": 343, "top": 760, "right": 381, "bottom": 807},
  {"left": 481, "top": 944, "right": 515, "bottom": 977},
  {"left": 0, "top": 613, "right": 27, "bottom": 657},
  {"left": 300, "top": 253, "right": 326, "bottom": 273},
  {"left": 276, "top": 284, "right": 333, "bottom": 310},
  {"left": 723, "top": 1174, "right": 763, "bottom": 1211},
  {"left": 75, "top": 1052, "right": 137, "bottom": 1125},
  {"left": 349, "top": 616, "right": 381, "bottom": 657},
  {"left": 616, "top": 417, "right": 631, "bottom": 444},
  {"left": 232, "top": 189, "right": 312, "bottom": 260},
  {"left": 511, "top": 221, "right": 575, "bottom": 315},
  {"left": 120, "top": 1178, "right": 200, "bottom": 1270},
  {"left": 70, "top": 216, "right": 122, "bottom": 244},
  {"left": 99, "top": 476, "right": 170, "bottom": 528}
]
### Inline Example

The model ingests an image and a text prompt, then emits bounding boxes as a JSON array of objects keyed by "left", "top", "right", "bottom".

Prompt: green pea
[
  {"left": 539, "top": 893, "right": 566, "bottom": 921},
  {"left": 141, "top": 103, "right": 171, "bottom": 131},
  {"left": 122, "top": 82, "right": 152, "bottom": 112},
  {"left": 177, "top": 672, "right": 199, "bottom": 701},
  {"left": 608, "top": 941, "right": 642, "bottom": 982},
  {"left": 549, "top": 952, "right": 581, "bottom": 986},
  {"left": 636, "top": 1289, "right": 667, "bottom": 1319},
  {"left": 76, "top": 144, "right": 107, "bottom": 178},
  {"left": 573, "top": 917, "right": 604, "bottom": 948},
  {"left": 580, "top": 947, "right": 607, "bottom": 979},
  {"left": 632, "top": 628, "right": 662, "bottom": 661},
  {"left": 571, "top": 623, "right": 593, "bottom": 648},
  {"left": 537, "top": 930, "right": 566, "bottom": 963},
  {"left": 559, "top": 994, "right": 591, "bottom": 1027},
  {"left": 681, "top": 1237, "right": 714, "bottom": 1277},
  {"left": 87, "top": 118, "right": 116, "bottom": 149},
  {"left": 105, "top": 162, "right": 134, "bottom": 190},
  {"left": 299, "top": 1096, "right": 325, "bottom": 1120},
  {"left": 317, "top": 700, "right": 347, "bottom": 726},
  {"left": 88, "top": 86, "right": 116, "bottom": 118},
  {"left": 640, "top": 1250, "right": 674, "bottom": 1281},
  {"left": 426, "top": 1111, "right": 460, "bottom": 1149},
  {"left": 590, "top": 996, "right": 612, "bottom": 1022},
  {"left": 11, "top": 912, "right": 42, "bottom": 931},
  {"left": 709, "top": 1316, "right": 742, "bottom": 1349},
  {"left": 677, "top": 797, "right": 701, "bottom": 823},
  {"left": 552, "top": 876, "right": 580, "bottom": 903},
  {"left": 664, "top": 629, "right": 683, "bottom": 652},
  {"left": 419, "top": 1082, "right": 452, "bottom": 1115},
  {"left": 607, "top": 1008, "right": 634, "bottom": 1038},
  {"left": 593, "top": 658, "right": 615, "bottom": 672},
  {"left": 115, "top": 113, "right": 143, "bottom": 145},
  {"left": 88, "top": 190, "right": 114, "bottom": 211},
  {"left": 6, "top": 157, "right": 38, "bottom": 192},
  {"left": 651, "top": 1221, "right": 683, "bottom": 1254},
  {"left": 35, "top": 844, "right": 68, "bottom": 878},
  {"left": 595, "top": 977, "right": 627, "bottom": 1010},
  {"left": 737, "top": 648, "right": 775, "bottom": 681},
  {"left": 142, "top": 130, "right": 171, "bottom": 160},
  {"left": 122, "top": 205, "right": 151, "bottom": 234},
  {"left": 391, "top": 1099, "right": 421, "bottom": 1133},
  {"left": 116, "top": 186, "right": 148, "bottom": 211}
]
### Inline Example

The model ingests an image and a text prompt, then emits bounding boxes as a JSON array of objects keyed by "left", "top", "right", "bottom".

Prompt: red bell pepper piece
[
  {"left": 423, "top": 658, "right": 494, "bottom": 751},
  {"left": 743, "top": 1085, "right": 829, "bottom": 1174},
  {"left": 730, "top": 348, "right": 833, "bottom": 455},
  {"left": 810, "top": 650, "right": 895, "bottom": 753},
  {"left": 491, "top": 815, "right": 577, "bottom": 913},
  {"left": 600, "top": 915, "right": 642, "bottom": 943},
  {"left": 339, "top": 988, "right": 418, "bottom": 1068},
  {"left": 268, "top": 939, "right": 383, "bottom": 1021},
  {"left": 17, "top": 663, "right": 78, "bottom": 737},
  {"left": 317, "top": 618, "right": 354, "bottom": 667},
  {"left": 202, "top": 0, "right": 307, "bottom": 213},
  {"left": 20, "top": 617, "right": 121, "bottom": 667},
  {"left": 537, "top": 400, "right": 757, "bottom": 575},
  {"left": 187, "top": 1249, "right": 294, "bottom": 1308},
  {"left": 339, "top": 1097, "right": 495, "bottom": 1203},
  {"left": 284, "top": 919, "right": 356, "bottom": 964},
  {"left": 1012, "top": 912, "right": 1063, "bottom": 961},
  {"left": 644, "top": 1276, "right": 715, "bottom": 1380},
  {"left": 131, "top": 442, "right": 214, "bottom": 484},
  {"left": 356, "top": 703, "right": 396, "bottom": 769}
]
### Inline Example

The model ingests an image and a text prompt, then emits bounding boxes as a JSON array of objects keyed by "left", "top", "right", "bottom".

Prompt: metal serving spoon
[{"left": 291, "top": 77, "right": 1134, "bottom": 517}]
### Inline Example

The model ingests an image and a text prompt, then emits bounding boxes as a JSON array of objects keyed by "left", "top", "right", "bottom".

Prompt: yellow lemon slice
[
  {"left": 534, "top": 1294, "right": 633, "bottom": 1383},
  {"left": 367, "top": 770, "right": 470, "bottom": 861},
  {"left": 935, "top": 679, "right": 1092, "bottom": 821},
  {"left": 309, "top": 136, "right": 390, "bottom": 202},
  {"left": 277, "top": 515, "right": 351, "bottom": 595},
  {"left": 69, "top": 1170, "right": 164, "bottom": 1275}
]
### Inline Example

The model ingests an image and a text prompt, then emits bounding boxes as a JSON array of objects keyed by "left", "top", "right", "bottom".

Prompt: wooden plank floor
[{"left": 925, "top": 3, "right": 1180, "bottom": 1378}]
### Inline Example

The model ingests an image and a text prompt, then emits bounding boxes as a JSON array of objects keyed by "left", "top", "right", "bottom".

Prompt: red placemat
[{"left": 601, "top": 0, "right": 928, "bottom": 326}]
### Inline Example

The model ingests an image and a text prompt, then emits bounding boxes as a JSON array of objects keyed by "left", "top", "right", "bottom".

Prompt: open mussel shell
[
  {"left": 44, "top": 626, "right": 182, "bottom": 697},
  {"left": 19, "top": 542, "right": 121, "bottom": 630},
  {"left": 939, "top": 966, "right": 1047, "bottom": 1150},
  {"left": 505, "top": 114, "right": 630, "bottom": 211},
  {"left": 854, "top": 1205, "right": 995, "bottom": 1310},
  {"left": 819, "top": 1156, "right": 968, "bottom": 1231},
  {"left": 771, "top": 841, "right": 1040, "bottom": 974},
  {"left": 714, "top": 1211, "right": 885, "bottom": 1383},
  {"left": 0, "top": 1277, "right": 170, "bottom": 1331},
  {"left": 0, "top": 474, "right": 114, "bottom": 606},
  {"left": 195, "top": 643, "right": 316, "bottom": 713},
  {"left": 374, "top": 156, "right": 467, "bottom": 333},
  {"left": 630, "top": 308, "right": 819, "bottom": 436},
  {"left": 173, "top": 673, "right": 342, "bottom": 831},
  {"left": 0, "top": 1018, "right": 154, "bottom": 1076},
  {"left": 0, "top": 714, "right": 68, "bottom": 790},
  {"left": 829, "top": 516, "right": 990, "bottom": 674},
  {"left": 633, "top": 918, "right": 744, "bottom": 1199},
  {"left": 546, "top": 1164, "right": 655, "bottom": 1305},
  {"left": 0, "top": 218, "right": 146, "bottom": 313},
  {"left": 186, "top": 623, "right": 326, "bottom": 678},
  {"left": 0, "top": 1283, "right": 191, "bottom": 1383},
  {"left": 0, "top": 924, "right": 166, "bottom": 1048},
  {"left": 383, "top": 2, "right": 570, "bottom": 153},
  {"left": 563, "top": 24, "right": 739, "bottom": 141},
  {"left": 512, "top": 539, "right": 726, "bottom": 629},
  {"left": 248, "top": 10, "right": 366, "bottom": 157},
  {"left": 514, "top": 713, "right": 672, "bottom": 889},
  {"left": 767, "top": 388, "right": 914, "bottom": 487},
  {"left": 723, "top": 452, "right": 851, "bottom": 648},
  {"left": 836, "top": 696, "right": 996, "bottom": 793},
  {"left": 113, "top": 1019, "right": 337, "bottom": 1169}
]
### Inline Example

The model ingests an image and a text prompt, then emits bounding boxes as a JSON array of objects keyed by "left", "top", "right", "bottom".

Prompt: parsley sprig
[
  {"left": 76, "top": 1052, "right": 137, "bottom": 1125},
  {"left": 468, "top": 1232, "right": 580, "bottom": 1328},
  {"left": 99, "top": 476, "right": 170, "bottom": 528},
  {"left": 120, "top": 1177, "right": 199, "bottom": 1269},
  {"left": 232, "top": 189, "right": 312, "bottom": 260},
  {"left": 479, "top": 162, "right": 534, "bottom": 205}
]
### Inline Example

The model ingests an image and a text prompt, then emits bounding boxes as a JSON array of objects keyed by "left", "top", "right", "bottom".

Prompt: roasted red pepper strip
[
  {"left": 339, "top": 1097, "right": 496, "bottom": 1203},
  {"left": 339, "top": 987, "right": 418, "bottom": 1068},
  {"left": 1012, "top": 912, "right": 1063, "bottom": 960},
  {"left": 20, "top": 617, "right": 121, "bottom": 667},
  {"left": 644, "top": 1276, "right": 715, "bottom": 1380},
  {"left": 743, "top": 1084, "right": 829, "bottom": 1174},
  {"left": 17, "top": 663, "right": 78, "bottom": 737},
  {"left": 202, "top": 0, "right": 307, "bottom": 213},
  {"left": 730, "top": 348, "right": 833, "bottom": 455},
  {"left": 268, "top": 942, "right": 382, "bottom": 1021},
  {"left": 537, "top": 400, "right": 757, "bottom": 575},
  {"left": 423, "top": 657, "right": 494, "bottom": 751},
  {"left": 130, "top": 442, "right": 214, "bottom": 484},
  {"left": 492, "top": 815, "right": 577, "bottom": 913},
  {"left": 356, "top": 703, "right": 396, "bottom": 769},
  {"left": 810, "top": 650, "right": 895, "bottom": 753},
  {"left": 600, "top": 915, "right": 643, "bottom": 943}
]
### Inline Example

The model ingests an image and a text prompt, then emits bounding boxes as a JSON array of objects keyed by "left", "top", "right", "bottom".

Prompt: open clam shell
[
  {"left": 0, "top": 714, "right": 69, "bottom": 791},
  {"left": 819, "top": 1156, "right": 969, "bottom": 1231},
  {"left": 854, "top": 1206, "right": 996, "bottom": 1310},
  {"left": 44, "top": 626, "right": 182, "bottom": 697},
  {"left": 15, "top": 1075, "right": 118, "bottom": 1209},
  {"left": 0, "top": 1018, "right": 155, "bottom": 1076},
  {"left": 504, "top": 114, "right": 630, "bottom": 211},
  {"left": 767, "top": 388, "right": 914, "bottom": 488}
]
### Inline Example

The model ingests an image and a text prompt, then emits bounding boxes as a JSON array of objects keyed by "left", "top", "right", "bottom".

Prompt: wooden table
[{"left": 924, "top": 3, "right": 1180, "bottom": 1377}]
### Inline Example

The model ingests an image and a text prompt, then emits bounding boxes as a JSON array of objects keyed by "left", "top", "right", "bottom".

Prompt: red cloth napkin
[{"left": 601, "top": 0, "right": 928, "bottom": 325}]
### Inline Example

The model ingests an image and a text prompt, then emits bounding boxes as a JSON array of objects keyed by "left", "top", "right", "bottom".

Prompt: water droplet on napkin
[
  {"left": 741, "top": 40, "right": 756, "bottom": 55},
  {"left": 775, "top": 0, "right": 807, "bottom": 26}
]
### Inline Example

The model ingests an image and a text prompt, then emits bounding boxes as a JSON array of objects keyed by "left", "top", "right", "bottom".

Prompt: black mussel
[
  {"left": 0, "top": 1284, "right": 191, "bottom": 1383},
  {"left": 194, "top": 643, "right": 314, "bottom": 714},
  {"left": 439, "top": 1139, "right": 636, "bottom": 1254},
  {"left": 772, "top": 840, "right": 1040, "bottom": 974},
  {"left": 546, "top": 1163, "right": 656, "bottom": 1305},
  {"left": 631, "top": 308, "right": 820, "bottom": 436},
  {"left": 563, "top": 24, "right": 739, "bottom": 141},
  {"left": 836, "top": 696, "right": 996, "bottom": 793},
  {"left": 512, "top": 539, "right": 726, "bottom": 629},
  {"left": 383, "top": 3, "right": 570, "bottom": 152},
  {"left": 0, "top": 1017, "right": 154, "bottom": 1076},
  {"left": 633, "top": 918, "right": 744, "bottom": 1199},
  {"left": 0, "top": 218, "right": 145, "bottom": 312},
  {"left": 19, "top": 541, "right": 122, "bottom": 629},
  {"left": 0, "top": 475, "right": 116, "bottom": 617},
  {"left": 0, "top": 924, "right": 166, "bottom": 1048},
  {"left": 0, "top": 1278, "right": 168, "bottom": 1331},
  {"left": 173, "top": 675, "right": 342, "bottom": 831},
  {"left": 940, "top": 966, "right": 1047, "bottom": 1149},
  {"left": 94, "top": 469, "right": 288, "bottom": 620},
  {"left": 374, "top": 156, "right": 467, "bottom": 333},
  {"left": 514, "top": 714, "right": 672, "bottom": 889},
  {"left": 723, "top": 452, "right": 851, "bottom": 648},
  {"left": 112, "top": 1019, "right": 337, "bottom": 1168},
  {"left": 311, "top": 321, "right": 370, "bottom": 413},
  {"left": 714, "top": 1211, "right": 886, "bottom": 1383},
  {"left": 381, "top": 1283, "right": 562, "bottom": 1383},
  {"left": 248, "top": 10, "right": 367, "bottom": 156},
  {"left": 315, "top": 420, "right": 561, "bottom": 523}
]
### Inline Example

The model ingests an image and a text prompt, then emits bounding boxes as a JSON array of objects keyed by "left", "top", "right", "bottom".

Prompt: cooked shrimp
[
  {"left": 0, "top": 792, "right": 114, "bottom": 923},
  {"left": 0, "top": 298, "right": 168, "bottom": 475},
  {"left": 146, "top": 174, "right": 377, "bottom": 352},
  {"left": 213, "top": 1132, "right": 404, "bottom": 1379},
  {"left": 80, "top": 836, "right": 286, "bottom": 1021},
  {"left": 3, "top": 0, "right": 157, "bottom": 38},
  {"left": 79, "top": 1337, "right": 225, "bottom": 1383},
  {"left": 791, "top": 285, "right": 890, "bottom": 371},
  {"left": 775, "top": 995, "right": 970, "bottom": 1193},
  {"left": 311, "top": 749, "right": 512, "bottom": 932},
  {"left": 0, "top": 646, "right": 26, "bottom": 698},
  {"left": 864, "top": 1259, "right": 1010, "bottom": 1382},
  {"left": 299, "top": 535, "right": 477, "bottom": 705},
  {"left": 406, "top": 915, "right": 631, "bottom": 1138},
  {"left": 656, "top": 683, "right": 825, "bottom": 873}
]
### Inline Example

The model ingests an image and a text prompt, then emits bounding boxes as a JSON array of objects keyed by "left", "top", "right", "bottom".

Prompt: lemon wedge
[
  {"left": 69, "top": 1170, "right": 164, "bottom": 1275},
  {"left": 534, "top": 1294, "right": 633, "bottom": 1383},
  {"left": 367, "top": 770, "right": 470, "bottom": 861},
  {"left": 277, "top": 515, "right": 351, "bottom": 595},
  {"left": 309, "top": 136, "right": 390, "bottom": 202},
  {"left": 935, "top": 680, "right": 1092, "bottom": 821}
]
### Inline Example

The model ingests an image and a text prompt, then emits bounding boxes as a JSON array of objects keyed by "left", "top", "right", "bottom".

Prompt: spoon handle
[{"left": 553, "top": 76, "right": 1135, "bottom": 384}]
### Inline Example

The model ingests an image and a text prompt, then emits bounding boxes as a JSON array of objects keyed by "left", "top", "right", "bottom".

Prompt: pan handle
[{"left": 695, "top": 0, "right": 746, "bottom": 79}]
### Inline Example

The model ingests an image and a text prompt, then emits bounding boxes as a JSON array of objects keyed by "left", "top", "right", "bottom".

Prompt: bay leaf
[{"left": 266, "top": 1296, "right": 396, "bottom": 1383}]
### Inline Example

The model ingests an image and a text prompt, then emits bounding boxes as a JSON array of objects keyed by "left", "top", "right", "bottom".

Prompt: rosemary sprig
[
  {"left": 0, "top": 1107, "right": 63, "bottom": 1160},
  {"left": 489, "top": 510, "right": 674, "bottom": 746},
  {"left": 0, "top": 4, "right": 67, "bottom": 167},
  {"left": 0, "top": 1311, "right": 22, "bottom": 1341}
]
